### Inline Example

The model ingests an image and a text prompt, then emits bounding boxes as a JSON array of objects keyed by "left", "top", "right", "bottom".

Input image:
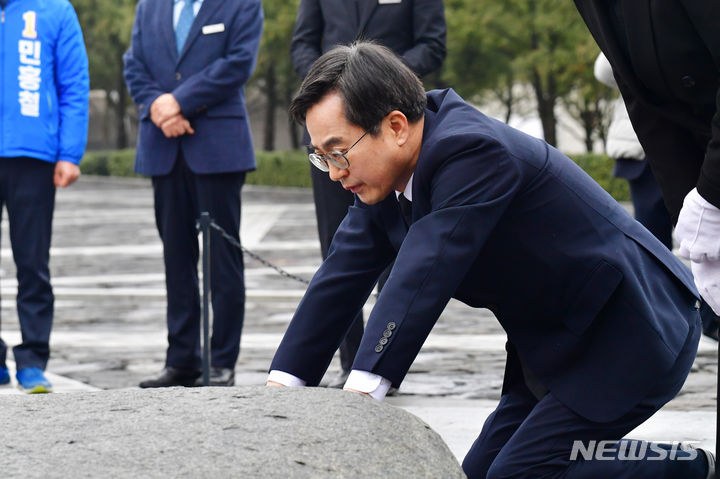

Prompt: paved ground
[{"left": 0, "top": 176, "right": 717, "bottom": 461}]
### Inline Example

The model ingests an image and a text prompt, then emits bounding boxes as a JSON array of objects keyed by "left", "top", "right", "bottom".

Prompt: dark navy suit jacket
[
  {"left": 290, "top": 0, "right": 446, "bottom": 79},
  {"left": 123, "top": 0, "right": 263, "bottom": 176},
  {"left": 271, "top": 89, "right": 700, "bottom": 423}
]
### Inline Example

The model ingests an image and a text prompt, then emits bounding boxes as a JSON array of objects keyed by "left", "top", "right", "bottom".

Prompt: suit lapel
[
  {"left": 160, "top": 0, "right": 178, "bottom": 63},
  {"left": 355, "top": 0, "right": 379, "bottom": 40},
  {"left": 177, "top": 0, "right": 223, "bottom": 63},
  {"left": 579, "top": 0, "right": 691, "bottom": 120},
  {"left": 622, "top": 0, "right": 671, "bottom": 98}
]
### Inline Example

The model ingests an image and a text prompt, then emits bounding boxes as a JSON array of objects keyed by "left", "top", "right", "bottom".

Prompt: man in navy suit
[
  {"left": 267, "top": 43, "right": 714, "bottom": 478},
  {"left": 290, "top": 0, "right": 446, "bottom": 388},
  {"left": 124, "top": 0, "right": 262, "bottom": 387}
]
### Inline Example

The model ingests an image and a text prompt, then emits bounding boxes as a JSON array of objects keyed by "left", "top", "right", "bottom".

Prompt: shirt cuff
[
  {"left": 267, "top": 370, "right": 306, "bottom": 387},
  {"left": 343, "top": 370, "right": 392, "bottom": 401}
]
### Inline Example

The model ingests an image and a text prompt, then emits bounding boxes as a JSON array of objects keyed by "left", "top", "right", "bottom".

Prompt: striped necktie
[{"left": 175, "top": 0, "right": 195, "bottom": 55}]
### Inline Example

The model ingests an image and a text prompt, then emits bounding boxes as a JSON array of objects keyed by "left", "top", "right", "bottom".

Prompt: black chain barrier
[
  {"left": 204, "top": 219, "right": 311, "bottom": 286},
  {"left": 195, "top": 211, "right": 311, "bottom": 386}
]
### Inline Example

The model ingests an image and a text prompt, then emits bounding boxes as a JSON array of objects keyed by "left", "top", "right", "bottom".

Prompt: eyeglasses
[{"left": 308, "top": 131, "right": 368, "bottom": 172}]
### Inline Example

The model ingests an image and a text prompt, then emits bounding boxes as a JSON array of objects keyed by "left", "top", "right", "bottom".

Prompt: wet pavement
[{"left": 0, "top": 175, "right": 716, "bottom": 460}]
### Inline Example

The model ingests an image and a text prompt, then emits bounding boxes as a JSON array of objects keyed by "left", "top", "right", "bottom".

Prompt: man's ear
[{"left": 386, "top": 110, "right": 409, "bottom": 146}]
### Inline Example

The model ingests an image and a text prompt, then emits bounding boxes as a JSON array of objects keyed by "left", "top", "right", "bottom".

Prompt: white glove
[
  {"left": 691, "top": 260, "right": 720, "bottom": 315},
  {"left": 674, "top": 188, "right": 720, "bottom": 261}
]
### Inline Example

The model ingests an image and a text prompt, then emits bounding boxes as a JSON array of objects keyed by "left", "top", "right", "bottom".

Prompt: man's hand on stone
[
  {"left": 54, "top": 160, "right": 80, "bottom": 188},
  {"left": 160, "top": 114, "right": 194, "bottom": 138},
  {"left": 150, "top": 93, "right": 182, "bottom": 127},
  {"left": 343, "top": 387, "right": 372, "bottom": 398},
  {"left": 266, "top": 380, "right": 285, "bottom": 387}
]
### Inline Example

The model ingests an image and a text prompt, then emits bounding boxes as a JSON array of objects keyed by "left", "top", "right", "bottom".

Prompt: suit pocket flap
[
  {"left": 562, "top": 260, "right": 623, "bottom": 336},
  {"left": 205, "top": 103, "right": 245, "bottom": 118}
]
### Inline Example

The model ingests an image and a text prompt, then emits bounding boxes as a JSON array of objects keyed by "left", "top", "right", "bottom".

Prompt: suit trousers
[
  {"left": 0, "top": 157, "right": 55, "bottom": 371},
  {"left": 152, "top": 153, "right": 246, "bottom": 370},
  {"left": 463, "top": 305, "right": 703, "bottom": 479},
  {"left": 310, "top": 165, "right": 364, "bottom": 371}
]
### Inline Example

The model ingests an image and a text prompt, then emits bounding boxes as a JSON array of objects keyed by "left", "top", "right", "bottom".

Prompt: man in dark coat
[{"left": 574, "top": 0, "right": 720, "bottom": 329}]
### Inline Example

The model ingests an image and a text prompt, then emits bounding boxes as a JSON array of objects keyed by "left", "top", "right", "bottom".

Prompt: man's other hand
[
  {"left": 150, "top": 93, "right": 182, "bottom": 127},
  {"left": 343, "top": 387, "right": 372, "bottom": 398},
  {"left": 266, "top": 380, "right": 285, "bottom": 387},
  {"left": 54, "top": 161, "right": 80, "bottom": 188},
  {"left": 160, "top": 115, "right": 195, "bottom": 138}
]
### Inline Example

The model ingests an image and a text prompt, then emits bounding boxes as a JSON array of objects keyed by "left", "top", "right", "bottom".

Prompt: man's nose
[{"left": 328, "top": 163, "right": 348, "bottom": 182}]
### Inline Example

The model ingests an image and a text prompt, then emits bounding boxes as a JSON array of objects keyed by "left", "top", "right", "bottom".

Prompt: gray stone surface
[
  {"left": 0, "top": 176, "right": 716, "bottom": 463},
  {"left": 1, "top": 386, "right": 465, "bottom": 478}
]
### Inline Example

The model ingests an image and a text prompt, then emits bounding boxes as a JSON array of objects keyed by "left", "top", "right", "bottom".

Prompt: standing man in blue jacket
[
  {"left": 124, "top": 0, "right": 262, "bottom": 388},
  {"left": 0, "top": 0, "right": 88, "bottom": 393},
  {"left": 268, "top": 43, "right": 713, "bottom": 478}
]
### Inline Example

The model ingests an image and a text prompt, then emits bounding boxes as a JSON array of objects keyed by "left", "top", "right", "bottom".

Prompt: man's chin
[{"left": 356, "top": 192, "right": 379, "bottom": 205}]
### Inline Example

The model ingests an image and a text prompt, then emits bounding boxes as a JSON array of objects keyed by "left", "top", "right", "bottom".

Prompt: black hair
[{"left": 289, "top": 42, "right": 426, "bottom": 135}]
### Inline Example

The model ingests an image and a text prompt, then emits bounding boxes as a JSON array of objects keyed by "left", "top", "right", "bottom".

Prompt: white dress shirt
[{"left": 268, "top": 174, "right": 415, "bottom": 400}]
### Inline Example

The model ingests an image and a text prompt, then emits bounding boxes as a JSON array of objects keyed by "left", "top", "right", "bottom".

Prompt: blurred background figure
[
  {"left": 0, "top": 0, "right": 89, "bottom": 393},
  {"left": 290, "top": 0, "right": 447, "bottom": 388},
  {"left": 593, "top": 52, "right": 672, "bottom": 250},
  {"left": 124, "top": 0, "right": 263, "bottom": 388}
]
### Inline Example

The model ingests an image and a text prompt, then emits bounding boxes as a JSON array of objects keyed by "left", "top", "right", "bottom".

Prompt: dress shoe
[
  {"left": 195, "top": 367, "right": 235, "bottom": 387},
  {"left": 327, "top": 369, "right": 351, "bottom": 389},
  {"left": 139, "top": 367, "right": 201, "bottom": 388}
]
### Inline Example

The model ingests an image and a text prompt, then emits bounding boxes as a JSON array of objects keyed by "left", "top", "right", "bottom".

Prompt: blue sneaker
[
  {"left": 0, "top": 367, "right": 9, "bottom": 385},
  {"left": 16, "top": 367, "right": 52, "bottom": 394}
]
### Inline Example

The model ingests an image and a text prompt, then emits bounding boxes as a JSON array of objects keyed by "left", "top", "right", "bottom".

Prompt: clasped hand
[{"left": 150, "top": 93, "right": 194, "bottom": 138}]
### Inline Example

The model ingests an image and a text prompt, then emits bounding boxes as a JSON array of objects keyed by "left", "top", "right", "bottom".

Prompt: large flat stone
[{"left": 1, "top": 386, "right": 465, "bottom": 478}]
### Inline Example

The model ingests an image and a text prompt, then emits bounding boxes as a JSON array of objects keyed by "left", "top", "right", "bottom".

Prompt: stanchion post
[{"left": 199, "top": 212, "right": 212, "bottom": 387}]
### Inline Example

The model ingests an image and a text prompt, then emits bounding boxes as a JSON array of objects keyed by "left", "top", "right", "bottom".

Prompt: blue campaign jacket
[
  {"left": 123, "top": 0, "right": 263, "bottom": 176},
  {"left": 0, "top": 0, "right": 89, "bottom": 164},
  {"left": 271, "top": 89, "right": 700, "bottom": 423}
]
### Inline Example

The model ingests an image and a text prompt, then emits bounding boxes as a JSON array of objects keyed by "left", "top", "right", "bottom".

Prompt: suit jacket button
[
  {"left": 695, "top": 299, "right": 701, "bottom": 309},
  {"left": 382, "top": 330, "right": 392, "bottom": 338},
  {"left": 379, "top": 337, "right": 388, "bottom": 345},
  {"left": 175, "top": 72, "right": 182, "bottom": 80},
  {"left": 681, "top": 75, "right": 695, "bottom": 88},
  {"left": 387, "top": 322, "right": 396, "bottom": 330},
  {"left": 375, "top": 344, "right": 384, "bottom": 353}
]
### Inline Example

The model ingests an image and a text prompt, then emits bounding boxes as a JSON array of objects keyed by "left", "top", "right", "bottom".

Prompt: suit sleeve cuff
[
  {"left": 344, "top": 370, "right": 392, "bottom": 401},
  {"left": 267, "top": 370, "right": 307, "bottom": 387}
]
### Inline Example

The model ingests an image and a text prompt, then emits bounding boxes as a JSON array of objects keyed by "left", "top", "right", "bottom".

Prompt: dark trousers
[
  {"left": 310, "top": 166, "right": 365, "bottom": 371},
  {"left": 0, "top": 157, "right": 55, "bottom": 371},
  {"left": 463, "top": 314, "right": 703, "bottom": 479},
  {"left": 152, "top": 154, "right": 246, "bottom": 370}
]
